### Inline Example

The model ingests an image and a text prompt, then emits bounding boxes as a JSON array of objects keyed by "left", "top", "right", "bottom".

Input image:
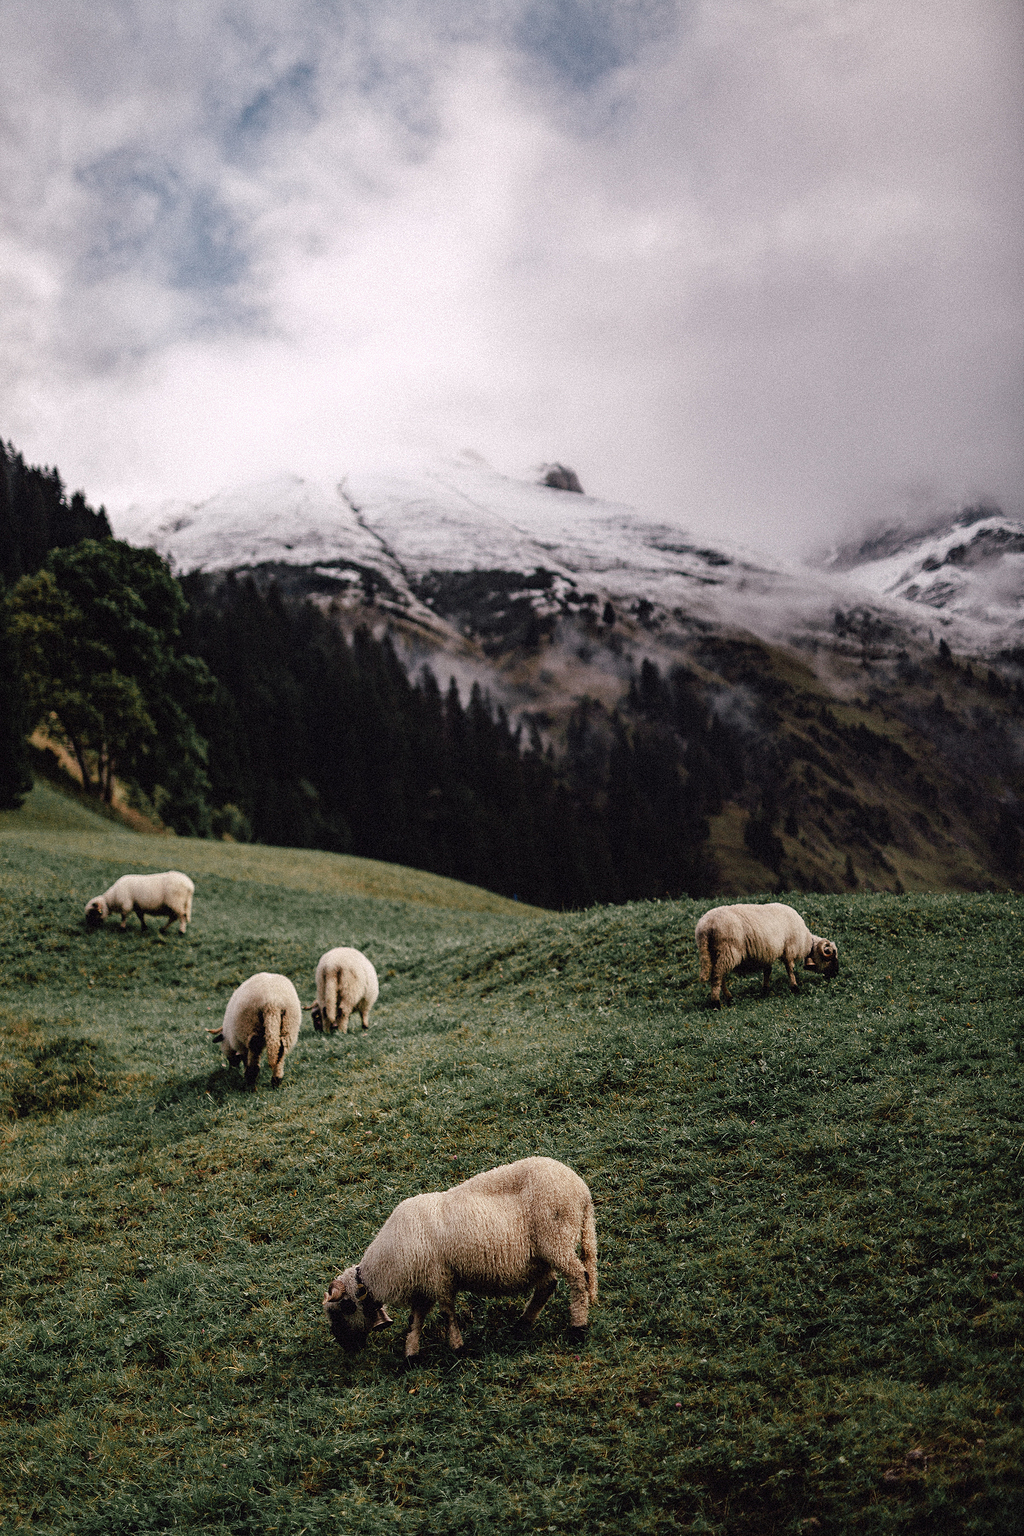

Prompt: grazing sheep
[
  {"left": 308, "top": 947, "right": 378, "bottom": 1034},
  {"left": 209, "top": 972, "right": 302, "bottom": 1090},
  {"left": 323, "top": 1156, "right": 597, "bottom": 1366},
  {"left": 696, "top": 902, "right": 839, "bottom": 1008},
  {"left": 84, "top": 871, "right": 194, "bottom": 935}
]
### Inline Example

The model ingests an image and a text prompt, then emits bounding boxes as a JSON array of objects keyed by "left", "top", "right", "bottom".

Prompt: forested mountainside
[{"left": 5, "top": 438, "right": 1024, "bottom": 902}]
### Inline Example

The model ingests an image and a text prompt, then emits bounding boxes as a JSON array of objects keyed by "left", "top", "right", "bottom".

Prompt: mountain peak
[{"left": 111, "top": 465, "right": 1024, "bottom": 658}]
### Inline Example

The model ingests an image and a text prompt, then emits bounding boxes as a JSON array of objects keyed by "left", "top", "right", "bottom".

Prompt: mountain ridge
[
  {"left": 114, "top": 458, "right": 1024, "bottom": 897},
  {"left": 114, "top": 456, "right": 1024, "bottom": 663}
]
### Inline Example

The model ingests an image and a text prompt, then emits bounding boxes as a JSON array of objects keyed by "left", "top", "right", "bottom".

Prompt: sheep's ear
[{"left": 372, "top": 1306, "right": 393, "bottom": 1330}]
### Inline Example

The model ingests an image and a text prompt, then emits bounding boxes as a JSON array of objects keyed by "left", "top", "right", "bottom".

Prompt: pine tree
[{"left": 0, "top": 582, "right": 31, "bottom": 809}]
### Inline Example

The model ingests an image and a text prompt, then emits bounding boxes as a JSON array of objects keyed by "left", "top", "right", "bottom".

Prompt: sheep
[
  {"left": 209, "top": 972, "right": 302, "bottom": 1090},
  {"left": 308, "top": 947, "right": 378, "bottom": 1034},
  {"left": 323, "top": 1156, "right": 598, "bottom": 1366},
  {"left": 84, "top": 871, "right": 194, "bottom": 935},
  {"left": 695, "top": 902, "right": 839, "bottom": 1008}
]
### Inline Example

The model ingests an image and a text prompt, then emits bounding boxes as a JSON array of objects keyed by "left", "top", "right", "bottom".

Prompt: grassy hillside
[
  {"left": 1, "top": 786, "right": 1021, "bottom": 1534},
  {"left": 1, "top": 779, "right": 543, "bottom": 915},
  {"left": 688, "top": 635, "right": 1023, "bottom": 898}
]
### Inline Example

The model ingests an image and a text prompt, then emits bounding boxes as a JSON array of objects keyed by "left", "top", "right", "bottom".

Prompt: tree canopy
[
  {"left": 0, "top": 439, "right": 110, "bottom": 585},
  {"left": 179, "top": 575, "right": 728, "bottom": 905},
  {"left": 9, "top": 539, "right": 215, "bottom": 832}
]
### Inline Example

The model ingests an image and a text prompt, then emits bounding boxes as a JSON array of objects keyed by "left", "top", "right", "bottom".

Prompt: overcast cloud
[{"left": 2, "top": 0, "right": 1021, "bottom": 555}]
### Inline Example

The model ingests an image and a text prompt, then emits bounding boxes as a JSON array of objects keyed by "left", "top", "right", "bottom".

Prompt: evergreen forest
[{"left": 177, "top": 572, "right": 731, "bottom": 908}]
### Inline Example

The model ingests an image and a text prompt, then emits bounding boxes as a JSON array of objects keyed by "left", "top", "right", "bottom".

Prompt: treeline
[
  {"left": 1, "top": 441, "right": 111, "bottom": 586},
  {"left": 179, "top": 575, "right": 733, "bottom": 907},
  {"left": 1, "top": 442, "right": 113, "bottom": 808}
]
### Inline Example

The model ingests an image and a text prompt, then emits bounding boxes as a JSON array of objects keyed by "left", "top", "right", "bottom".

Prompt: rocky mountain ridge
[
  {"left": 115, "top": 456, "right": 1024, "bottom": 667},
  {"left": 113, "top": 458, "right": 1024, "bottom": 896}
]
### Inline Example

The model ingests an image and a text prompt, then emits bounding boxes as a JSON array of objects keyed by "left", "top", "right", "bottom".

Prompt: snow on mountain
[
  {"left": 825, "top": 507, "right": 1024, "bottom": 637},
  {"left": 114, "top": 475, "right": 390, "bottom": 577},
  {"left": 112, "top": 456, "right": 1024, "bottom": 657}
]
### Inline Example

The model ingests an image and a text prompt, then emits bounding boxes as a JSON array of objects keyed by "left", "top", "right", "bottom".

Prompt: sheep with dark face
[
  {"left": 209, "top": 972, "right": 302, "bottom": 1089},
  {"left": 84, "top": 871, "right": 194, "bottom": 934},
  {"left": 696, "top": 902, "right": 839, "bottom": 1008},
  {"left": 323, "top": 1156, "right": 597, "bottom": 1366},
  {"left": 309, "top": 946, "right": 378, "bottom": 1034}
]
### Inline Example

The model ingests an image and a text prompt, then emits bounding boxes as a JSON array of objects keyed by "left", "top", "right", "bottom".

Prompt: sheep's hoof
[
  {"left": 567, "top": 1326, "right": 589, "bottom": 1347},
  {"left": 511, "top": 1318, "right": 533, "bottom": 1340},
  {"left": 269, "top": 1076, "right": 283, "bottom": 1090}
]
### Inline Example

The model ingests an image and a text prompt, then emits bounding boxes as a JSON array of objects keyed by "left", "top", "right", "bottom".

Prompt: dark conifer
[{"left": 0, "top": 582, "right": 31, "bottom": 809}]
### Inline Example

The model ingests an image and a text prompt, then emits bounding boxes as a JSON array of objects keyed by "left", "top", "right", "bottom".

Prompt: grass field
[{"left": 1, "top": 781, "right": 1021, "bottom": 1534}]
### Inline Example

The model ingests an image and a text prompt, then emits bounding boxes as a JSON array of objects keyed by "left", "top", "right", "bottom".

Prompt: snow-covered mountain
[
  {"left": 825, "top": 506, "right": 1024, "bottom": 641},
  {"left": 113, "top": 456, "right": 1024, "bottom": 659},
  {"left": 110, "top": 456, "right": 1024, "bottom": 897}
]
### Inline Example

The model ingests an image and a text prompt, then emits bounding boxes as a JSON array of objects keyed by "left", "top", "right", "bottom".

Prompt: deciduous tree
[{"left": 9, "top": 540, "right": 213, "bottom": 830}]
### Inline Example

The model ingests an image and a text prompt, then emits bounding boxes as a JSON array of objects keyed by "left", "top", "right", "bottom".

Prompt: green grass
[{"left": 1, "top": 783, "right": 1021, "bottom": 1533}]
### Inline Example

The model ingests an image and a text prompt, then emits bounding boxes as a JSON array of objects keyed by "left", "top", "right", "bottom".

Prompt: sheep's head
[
  {"left": 323, "top": 1266, "right": 393, "bottom": 1352},
  {"left": 310, "top": 1003, "right": 325, "bottom": 1033},
  {"left": 84, "top": 897, "right": 108, "bottom": 927},
  {"left": 806, "top": 938, "right": 839, "bottom": 979}
]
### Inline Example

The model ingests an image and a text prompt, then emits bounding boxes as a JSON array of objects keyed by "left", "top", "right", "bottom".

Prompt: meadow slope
[{"left": 0, "top": 783, "right": 1021, "bottom": 1534}]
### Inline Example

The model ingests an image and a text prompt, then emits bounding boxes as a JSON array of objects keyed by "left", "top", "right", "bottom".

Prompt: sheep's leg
[
  {"left": 160, "top": 910, "right": 177, "bottom": 934},
  {"left": 761, "top": 963, "right": 773, "bottom": 995},
  {"left": 243, "top": 1043, "right": 261, "bottom": 1089},
  {"left": 437, "top": 1287, "right": 464, "bottom": 1351},
  {"left": 403, "top": 1297, "right": 434, "bottom": 1366},
  {"left": 514, "top": 1269, "right": 558, "bottom": 1336},
  {"left": 441, "top": 1309, "right": 464, "bottom": 1351},
  {"left": 359, "top": 1002, "right": 371, "bottom": 1030},
  {"left": 134, "top": 905, "right": 147, "bottom": 931},
  {"left": 560, "top": 1254, "right": 592, "bottom": 1333},
  {"left": 710, "top": 964, "right": 731, "bottom": 1007},
  {"left": 338, "top": 1006, "right": 351, "bottom": 1036},
  {"left": 784, "top": 957, "right": 799, "bottom": 991}
]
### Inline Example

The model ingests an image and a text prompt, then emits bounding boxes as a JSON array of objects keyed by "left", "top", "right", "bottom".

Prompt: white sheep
[
  {"left": 323, "top": 1155, "right": 598, "bottom": 1366},
  {"left": 695, "top": 901, "right": 839, "bottom": 1008},
  {"left": 209, "top": 972, "right": 302, "bottom": 1090},
  {"left": 308, "top": 947, "right": 378, "bottom": 1034},
  {"left": 84, "top": 871, "right": 195, "bottom": 935}
]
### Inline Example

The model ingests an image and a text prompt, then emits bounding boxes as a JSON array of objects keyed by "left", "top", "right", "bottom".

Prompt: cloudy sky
[{"left": 2, "top": 0, "right": 1021, "bottom": 554}]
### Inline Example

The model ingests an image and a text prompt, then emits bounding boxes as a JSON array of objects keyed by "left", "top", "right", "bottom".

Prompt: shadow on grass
[
  {"left": 151, "top": 1065, "right": 254, "bottom": 1107},
  {"left": 321, "top": 1306, "right": 581, "bottom": 1381}
]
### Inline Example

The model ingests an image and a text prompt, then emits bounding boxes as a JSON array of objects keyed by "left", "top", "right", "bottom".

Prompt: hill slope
[
  {"left": 1, "top": 778, "right": 543, "bottom": 916},
  {"left": 0, "top": 801, "right": 1021, "bottom": 1532}
]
